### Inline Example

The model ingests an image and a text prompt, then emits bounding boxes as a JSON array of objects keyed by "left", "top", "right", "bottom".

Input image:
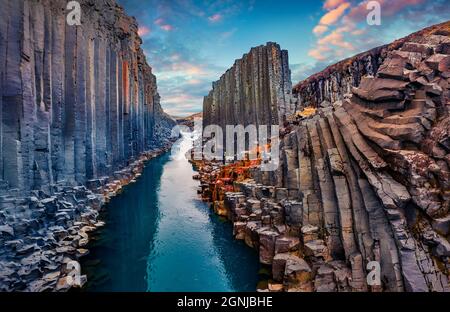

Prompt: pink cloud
[
  {"left": 323, "top": 0, "right": 347, "bottom": 10},
  {"left": 313, "top": 24, "right": 329, "bottom": 35},
  {"left": 351, "top": 29, "right": 366, "bottom": 36},
  {"left": 319, "top": 2, "right": 350, "bottom": 25},
  {"left": 187, "top": 79, "right": 202, "bottom": 85},
  {"left": 208, "top": 14, "right": 223, "bottom": 23},
  {"left": 137, "top": 26, "right": 151, "bottom": 37},
  {"left": 153, "top": 18, "right": 174, "bottom": 31},
  {"left": 346, "top": 0, "right": 425, "bottom": 22},
  {"left": 154, "top": 18, "right": 165, "bottom": 25},
  {"left": 308, "top": 45, "right": 331, "bottom": 61},
  {"left": 165, "top": 94, "right": 193, "bottom": 103},
  {"left": 160, "top": 24, "right": 174, "bottom": 31},
  {"left": 318, "top": 30, "right": 354, "bottom": 50},
  {"left": 170, "top": 62, "right": 208, "bottom": 76},
  {"left": 309, "top": 25, "right": 355, "bottom": 61},
  {"left": 308, "top": 0, "right": 428, "bottom": 65}
]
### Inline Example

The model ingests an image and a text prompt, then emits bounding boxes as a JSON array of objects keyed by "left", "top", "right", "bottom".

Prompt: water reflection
[{"left": 82, "top": 133, "right": 259, "bottom": 292}]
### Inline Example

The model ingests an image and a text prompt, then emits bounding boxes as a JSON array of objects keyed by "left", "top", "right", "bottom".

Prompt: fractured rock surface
[
  {"left": 200, "top": 22, "right": 450, "bottom": 292},
  {"left": 202, "top": 42, "right": 296, "bottom": 131},
  {"left": 0, "top": 0, "right": 175, "bottom": 291}
]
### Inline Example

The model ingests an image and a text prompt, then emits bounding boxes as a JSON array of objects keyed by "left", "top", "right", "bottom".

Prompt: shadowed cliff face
[
  {"left": 200, "top": 22, "right": 450, "bottom": 292},
  {"left": 0, "top": 0, "right": 174, "bottom": 192},
  {"left": 202, "top": 42, "right": 296, "bottom": 130},
  {"left": 0, "top": 0, "right": 175, "bottom": 291}
]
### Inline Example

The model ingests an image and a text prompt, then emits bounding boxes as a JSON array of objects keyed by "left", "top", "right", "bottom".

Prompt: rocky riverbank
[
  {"left": 0, "top": 142, "right": 174, "bottom": 292},
  {"left": 199, "top": 21, "right": 450, "bottom": 292},
  {"left": 193, "top": 158, "right": 337, "bottom": 292},
  {"left": 0, "top": 0, "right": 176, "bottom": 291}
]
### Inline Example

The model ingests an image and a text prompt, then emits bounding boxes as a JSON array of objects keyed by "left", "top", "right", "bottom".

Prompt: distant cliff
[
  {"left": 0, "top": 0, "right": 174, "bottom": 291},
  {"left": 175, "top": 112, "right": 203, "bottom": 129},
  {"left": 203, "top": 42, "right": 296, "bottom": 131}
]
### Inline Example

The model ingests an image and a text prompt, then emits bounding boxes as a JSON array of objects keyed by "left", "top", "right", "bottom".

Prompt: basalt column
[
  {"left": 203, "top": 42, "right": 295, "bottom": 134},
  {"left": 0, "top": 0, "right": 175, "bottom": 292},
  {"left": 0, "top": 0, "right": 173, "bottom": 194},
  {"left": 199, "top": 22, "right": 450, "bottom": 292}
]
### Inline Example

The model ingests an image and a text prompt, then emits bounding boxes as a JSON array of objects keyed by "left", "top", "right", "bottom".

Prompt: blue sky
[{"left": 117, "top": 0, "right": 449, "bottom": 116}]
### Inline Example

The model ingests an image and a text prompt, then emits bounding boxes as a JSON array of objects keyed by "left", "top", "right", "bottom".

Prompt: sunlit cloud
[
  {"left": 170, "top": 62, "right": 209, "bottom": 76},
  {"left": 346, "top": 0, "right": 426, "bottom": 23},
  {"left": 138, "top": 26, "right": 151, "bottom": 37},
  {"left": 154, "top": 18, "right": 164, "bottom": 25},
  {"left": 351, "top": 28, "right": 366, "bottom": 36},
  {"left": 187, "top": 79, "right": 203, "bottom": 85},
  {"left": 319, "top": 2, "right": 350, "bottom": 25},
  {"left": 160, "top": 24, "right": 174, "bottom": 31},
  {"left": 170, "top": 53, "right": 182, "bottom": 62},
  {"left": 313, "top": 25, "right": 328, "bottom": 35},
  {"left": 318, "top": 30, "right": 354, "bottom": 50},
  {"left": 323, "top": 0, "right": 348, "bottom": 10},
  {"left": 308, "top": 45, "right": 331, "bottom": 61},
  {"left": 208, "top": 13, "right": 223, "bottom": 23},
  {"left": 163, "top": 94, "right": 205, "bottom": 116},
  {"left": 153, "top": 17, "right": 173, "bottom": 31}
]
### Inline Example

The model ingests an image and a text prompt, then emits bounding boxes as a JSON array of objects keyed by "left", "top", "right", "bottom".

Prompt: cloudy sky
[{"left": 117, "top": 0, "right": 449, "bottom": 117}]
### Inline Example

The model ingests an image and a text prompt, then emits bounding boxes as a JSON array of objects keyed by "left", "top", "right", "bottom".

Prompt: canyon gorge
[{"left": 0, "top": 0, "right": 449, "bottom": 294}]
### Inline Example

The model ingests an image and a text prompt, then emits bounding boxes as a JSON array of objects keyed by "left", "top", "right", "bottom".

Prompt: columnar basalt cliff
[
  {"left": 0, "top": 0, "right": 175, "bottom": 291},
  {"left": 202, "top": 42, "right": 295, "bottom": 131},
  {"left": 199, "top": 22, "right": 450, "bottom": 292}
]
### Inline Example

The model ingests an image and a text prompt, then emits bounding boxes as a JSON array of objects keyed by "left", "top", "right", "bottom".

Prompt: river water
[{"left": 81, "top": 132, "right": 260, "bottom": 292}]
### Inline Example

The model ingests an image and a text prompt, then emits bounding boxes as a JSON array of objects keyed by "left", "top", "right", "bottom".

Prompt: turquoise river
[{"left": 81, "top": 133, "right": 260, "bottom": 292}]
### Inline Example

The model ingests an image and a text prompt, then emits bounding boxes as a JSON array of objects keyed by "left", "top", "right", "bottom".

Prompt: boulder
[
  {"left": 284, "top": 257, "right": 313, "bottom": 291},
  {"left": 425, "top": 54, "right": 450, "bottom": 72},
  {"left": 0, "top": 225, "right": 14, "bottom": 237},
  {"left": 258, "top": 229, "right": 279, "bottom": 264},
  {"left": 268, "top": 283, "right": 284, "bottom": 292},
  {"left": 304, "top": 240, "right": 329, "bottom": 260},
  {"left": 314, "top": 264, "right": 337, "bottom": 292},
  {"left": 274, "top": 236, "right": 300, "bottom": 254},
  {"left": 233, "top": 222, "right": 247, "bottom": 240},
  {"left": 301, "top": 224, "right": 319, "bottom": 242},
  {"left": 272, "top": 253, "right": 300, "bottom": 282},
  {"left": 244, "top": 221, "right": 261, "bottom": 248},
  {"left": 352, "top": 77, "right": 409, "bottom": 102},
  {"left": 432, "top": 215, "right": 450, "bottom": 236},
  {"left": 283, "top": 201, "right": 302, "bottom": 229}
]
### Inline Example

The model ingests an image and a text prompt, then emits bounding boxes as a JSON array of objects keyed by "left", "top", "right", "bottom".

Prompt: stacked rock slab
[
  {"left": 201, "top": 22, "right": 450, "bottom": 292},
  {"left": 202, "top": 42, "right": 295, "bottom": 134},
  {"left": 0, "top": 0, "right": 175, "bottom": 291},
  {"left": 294, "top": 21, "right": 450, "bottom": 110}
]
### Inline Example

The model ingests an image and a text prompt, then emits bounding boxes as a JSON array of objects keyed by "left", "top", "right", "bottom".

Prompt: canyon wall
[
  {"left": 199, "top": 22, "right": 450, "bottom": 292},
  {"left": 202, "top": 42, "right": 295, "bottom": 132},
  {"left": 0, "top": 0, "right": 174, "bottom": 193},
  {"left": 293, "top": 47, "right": 385, "bottom": 108},
  {"left": 0, "top": 0, "right": 174, "bottom": 291}
]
